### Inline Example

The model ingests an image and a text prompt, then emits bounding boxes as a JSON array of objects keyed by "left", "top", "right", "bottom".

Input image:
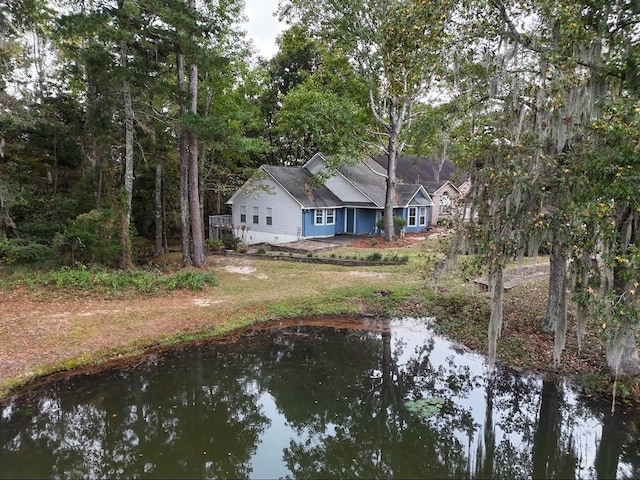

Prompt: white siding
[
  {"left": 304, "top": 153, "right": 326, "bottom": 174},
  {"left": 231, "top": 177, "right": 303, "bottom": 245}
]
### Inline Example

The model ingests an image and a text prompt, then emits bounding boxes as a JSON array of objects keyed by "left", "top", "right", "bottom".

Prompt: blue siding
[
  {"left": 303, "top": 209, "right": 338, "bottom": 237},
  {"left": 400, "top": 206, "right": 431, "bottom": 233},
  {"left": 354, "top": 209, "right": 378, "bottom": 234}
]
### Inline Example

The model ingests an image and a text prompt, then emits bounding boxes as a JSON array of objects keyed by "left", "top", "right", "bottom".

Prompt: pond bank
[{"left": 0, "top": 249, "right": 637, "bottom": 410}]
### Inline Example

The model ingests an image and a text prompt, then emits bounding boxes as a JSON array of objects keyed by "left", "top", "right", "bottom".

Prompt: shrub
[
  {"left": 221, "top": 234, "right": 241, "bottom": 250},
  {"left": 365, "top": 251, "right": 383, "bottom": 261},
  {"left": 165, "top": 270, "right": 217, "bottom": 291},
  {"left": 205, "top": 238, "right": 224, "bottom": 251},
  {"left": 376, "top": 215, "right": 407, "bottom": 236},
  {"left": 0, "top": 239, "right": 51, "bottom": 264},
  {"left": 132, "top": 236, "right": 154, "bottom": 263},
  {"left": 21, "top": 266, "right": 218, "bottom": 294},
  {"left": 436, "top": 218, "right": 453, "bottom": 228},
  {"left": 393, "top": 215, "right": 407, "bottom": 235},
  {"left": 53, "top": 209, "right": 121, "bottom": 266},
  {"left": 257, "top": 247, "right": 266, "bottom": 255}
]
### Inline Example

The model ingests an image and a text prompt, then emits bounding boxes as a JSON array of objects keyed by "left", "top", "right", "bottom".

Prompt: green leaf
[{"left": 404, "top": 397, "right": 445, "bottom": 419}]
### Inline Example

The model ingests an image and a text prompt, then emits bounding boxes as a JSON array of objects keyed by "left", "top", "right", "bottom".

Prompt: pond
[{"left": 1, "top": 317, "right": 638, "bottom": 479}]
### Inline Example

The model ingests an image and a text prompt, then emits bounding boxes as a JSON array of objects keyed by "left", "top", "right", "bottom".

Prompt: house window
[
  {"left": 440, "top": 192, "right": 452, "bottom": 214},
  {"left": 266, "top": 207, "right": 273, "bottom": 226},
  {"left": 325, "top": 209, "right": 335, "bottom": 225},
  {"left": 314, "top": 208, "right": 335, "bottom": 225},
  {"left": 408, "top": 207, "right": 417, "bottom": 227},
  {"left": 253, "top": 206, "right": 259, "bottom": 224},
  {"left": 418, "top": 206, "right": 427, "bottom": 226},
  {"left": 240, "top": 205, "right": 246, "bottom": 223}
]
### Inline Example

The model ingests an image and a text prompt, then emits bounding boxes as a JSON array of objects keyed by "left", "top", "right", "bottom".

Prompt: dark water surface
[{"left": 1, "top": 317, "right": 638, "bottom": 479}]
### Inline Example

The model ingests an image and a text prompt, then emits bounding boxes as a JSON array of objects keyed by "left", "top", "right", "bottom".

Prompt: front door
[{"left": 346, "top": 208, "right": 355, "bottom": 233}]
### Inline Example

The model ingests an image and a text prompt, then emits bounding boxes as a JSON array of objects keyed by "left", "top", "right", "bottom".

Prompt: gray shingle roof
[
  {"left": 261, "top": 156, "right": 437, "bottom": 210},
  {"left": 372, "top": 155, "right": 465, "bottom": 193},
  {"left": 395, "top": 184, "right": 431, "bottom": 206},
  {"left": 336, "top": 157, "right": 388, "bottom": 207},
  {"left": 263, "top": 165, "right": 343, "bottom": 208}
]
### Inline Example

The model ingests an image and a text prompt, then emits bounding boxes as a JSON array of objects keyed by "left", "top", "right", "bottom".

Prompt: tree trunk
[
  {"left": 154, "top": 162, "right": 163, "bottom": 257},
  {"left": 531, "top": 380, "right": 561, "bottom": 479},
  {"left": 475, "top": 377, "right": 496, "bottom": 478},
  {"left": 595, "top": 409, "right": 625, "bottom": 478},
  {"left": 383, "top": 98, "right": 401, "bottom": 242},
  {"left": 540, "top": 240, "right": 567, "bottom": 333},
  {"left": 487, "top": 264, "right": 504, "bottom": 366},
  {"left": 119, "top": 39, "right": 134, "bottom": 270},
  {"left": 188, "top": 61, "right": 204, "bottom": 267},
  {"left": 177, "top": 52, "right": 191, "bottom": 266},
  {"left": 606, "top": 208, "right": 639, "bottom": 377}
]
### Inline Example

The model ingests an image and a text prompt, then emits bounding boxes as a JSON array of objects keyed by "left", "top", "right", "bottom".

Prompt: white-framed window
[
  {"left": 440, "top": 192, "right": 452, "bottom": 214},
  {"left": 266, "top": 207, "right": 273, "bottom": 225},
  {"left": 408, "top": 207, "right": 417, "bottom": 227},
  {"left": 240, "top": 205, "right": 246, "bottom": 223},
  {"left": 418, "top": 206, "right": 427, "bottom": 226},
  {"left": 314, "top": 208, "right": 335, "bottom": 225},
  {"left": 325, "top": 208, "right": 335, "bottom": 225},
  {"left": 253, "top": 206, "right": 259, "bottom": 224}
]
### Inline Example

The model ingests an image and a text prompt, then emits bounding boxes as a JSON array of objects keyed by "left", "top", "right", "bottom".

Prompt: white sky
[{"left": 242, "top": 0, "right": 285, "bottom": 59}]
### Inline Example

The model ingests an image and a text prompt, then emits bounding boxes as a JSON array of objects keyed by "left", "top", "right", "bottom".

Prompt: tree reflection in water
[{"left": 0, "top": 317, "right": 638, "bottom": 479}]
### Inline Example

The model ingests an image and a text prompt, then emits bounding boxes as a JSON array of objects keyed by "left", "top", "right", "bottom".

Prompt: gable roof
[
  {"left": 228, "top": 154, "right": 437, "bottom": 210},
  {"left": 395, "top": 184, "right": 433, "bottom": 207},
  {"left": 262, "top": 165, "right": 342, "bottom": 209},
  {"left": 372, "top": 155, "right": 465, "bottom": 193},
  {"left": 336, "top": 156, "right": 388, "bottom": 207}
]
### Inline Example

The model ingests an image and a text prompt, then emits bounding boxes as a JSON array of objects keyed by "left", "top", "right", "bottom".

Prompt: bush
[
  {"left": 53, "top": 209, "right": 121, "bottom": 266},
  {"left": 221, "top": 234, "right": 241, "bottom": 250},
  {"left": 0, "top": 239, "right": 51, "bottom": 264},
  {"left": 376, "top": 215, "right": 407, "bottom": 236},
  {"left": 15, "top": 265, "right": 218, "bottom": 294},
  {"left": 365, "top": 251, "right": 383, "bottom": 261},
  {"left": 165, "top": 270, "right": 218, "bottom": 291},
  {"left": 436, "top": 218, "right": 453, "bottom": 228},
  {"left": 205, "top": 238, "right": 224, "bottom": 251}
]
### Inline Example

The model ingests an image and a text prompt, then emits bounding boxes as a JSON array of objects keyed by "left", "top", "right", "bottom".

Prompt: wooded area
[{"left": 1, "top": 0, "right": 639, "bottom": 381}]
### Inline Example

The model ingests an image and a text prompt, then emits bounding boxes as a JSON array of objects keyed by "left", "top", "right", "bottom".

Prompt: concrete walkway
[
  {"left": 269, "top": 234, "right": 361, "bottom": 254},
  {"left": 474, "top": 262, "right": 549, "bottom": 291}
]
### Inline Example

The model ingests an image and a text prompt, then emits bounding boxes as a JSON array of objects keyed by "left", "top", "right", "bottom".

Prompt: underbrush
[{"left": 7, "top": 265, "right": 217, "bottom": 296}]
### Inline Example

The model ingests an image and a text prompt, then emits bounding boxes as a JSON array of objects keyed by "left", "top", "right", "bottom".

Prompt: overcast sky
[{"left": 242, "top": 0, "right": 284, "bottom": 59}]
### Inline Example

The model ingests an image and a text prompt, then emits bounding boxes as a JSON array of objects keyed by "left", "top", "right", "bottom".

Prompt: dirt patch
[{"left": 0, "top": 288, "right": 231, "bottom": 385}]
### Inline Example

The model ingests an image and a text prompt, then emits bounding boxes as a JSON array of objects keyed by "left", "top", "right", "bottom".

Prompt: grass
[
  {"left": 0, "top": 244, "right": 425, "bottom": 399},
  {"left": 6, "top": 265, "right": 217, "bottom": 297},
  {"left": 1, "top": 238, "right": 635, "bottom": 407}
]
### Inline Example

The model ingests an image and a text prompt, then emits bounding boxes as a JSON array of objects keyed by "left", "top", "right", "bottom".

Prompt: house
[
  {"left": 372, "top": 155, "right": 470, "bottom": 226},
  {"left": 224, "top": 153, "right": 434, "bottom": 245}
]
